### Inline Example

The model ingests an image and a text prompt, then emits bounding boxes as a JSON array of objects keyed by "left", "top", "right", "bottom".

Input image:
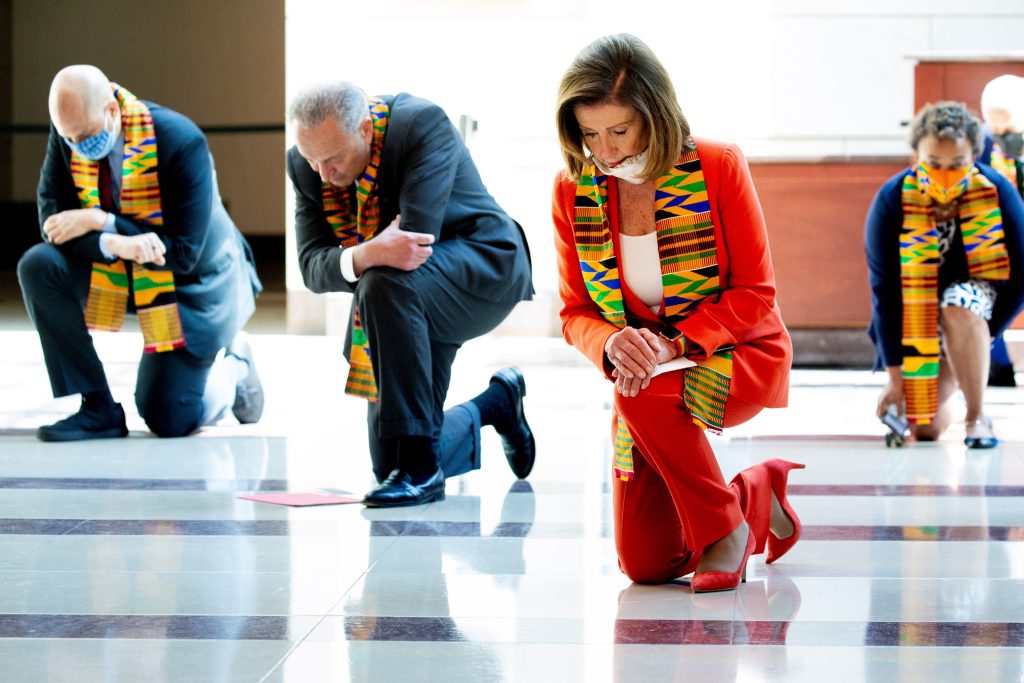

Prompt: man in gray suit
[
  {"left": 19, "top": 65, "right": 264, "bottom": 441},
  {"left": 286, "top": 82, "right": 535, "bottom": 507}
]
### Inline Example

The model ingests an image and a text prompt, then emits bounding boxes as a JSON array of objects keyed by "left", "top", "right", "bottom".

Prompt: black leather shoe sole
[
  {"left": 490, "top": 367, "right": 536, "bottom": 479},
  {"left": 362, "top": 487, "right": 445, "bottom": 508},
  {"left": 362, "top": 468, "right": 446, "bottom": 508},
  {"left": 37, "top": 423, "right": 128, "bottom": 442}
]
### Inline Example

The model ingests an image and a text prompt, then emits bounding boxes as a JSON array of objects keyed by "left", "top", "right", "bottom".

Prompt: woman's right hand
[
  {"left": 606, "top": 327, "right": 659, "bottom": 397},
  {"left": 875, "top": 367, "right": 905, "bottom": 418}
]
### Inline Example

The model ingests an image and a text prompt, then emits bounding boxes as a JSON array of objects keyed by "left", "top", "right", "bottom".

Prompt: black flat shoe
[
  {"left": 490, "top": 367, "right": 536, "bottom": 479},
  {"left": 988, "top": 362, "right": 1017, "bottom": 388},
  {"left": 363, "top": 468, "right": 446, "bottom": 508},
  {"left": 37, "top": 403, "right": 128, "bottom": 442},
  {"left": 964, "top": 417, "right": 998, "bottom": 449},
  {"left": 226, "top": 332, "right": 264, "bottom": 424}
]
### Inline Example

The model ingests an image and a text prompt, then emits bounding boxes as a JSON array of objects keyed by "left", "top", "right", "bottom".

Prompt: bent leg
[
  {"left": 355, "top": 251, "right": 514, "bottom": 479},
  {"left": 136, "top": 348, "right": 214, "bottom": 437},
  {"left": 613, "top": 427, "right": 701, "bottom": 583},
  {"left": 940, "top": 305, "right": 990, "bottom": 423},
  {"left": 17, "top": 243, "right": 107, "bottom": 396},
  {"left": 614, "top": 373, "right": 743, "bottom": 554}
]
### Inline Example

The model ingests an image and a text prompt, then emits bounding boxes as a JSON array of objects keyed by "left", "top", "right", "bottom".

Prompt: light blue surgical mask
[{"left": 64, "top": 110, "right": 118, "bottom": 161}]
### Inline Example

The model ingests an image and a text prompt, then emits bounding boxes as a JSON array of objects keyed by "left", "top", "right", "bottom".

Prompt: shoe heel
[{"left": 765, "top": 459, "right": 805, "bottom": 565}]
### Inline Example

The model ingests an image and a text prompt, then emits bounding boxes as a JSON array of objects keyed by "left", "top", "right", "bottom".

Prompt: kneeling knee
[
  {"left": 140, "top": 402, "right": 200, "bottom": 438},
  {"left": 912, "top": 423, "right": 943, "bottom": 441},
  {"left": 17, "top": 243, "right": 62, "bottom": 293},
  {"left": 619, "top": 559, "right": 672, "bottom": 585},
  {"left": 355, "top": 267, "right": 413, "bottom": 308}
]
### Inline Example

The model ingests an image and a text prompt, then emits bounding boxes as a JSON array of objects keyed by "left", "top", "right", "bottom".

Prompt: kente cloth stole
[
  {"left": 574, "top": 141, "right": 733, "bottom": 481},
  {"left": 899, "top": 166, "right": 1009, "bottom": 423},
  {"left": 321, "top": 97, "right": 390, "bottom": 401},
  {"left": 71, "top": 84, "right": 185, "bottom": 353},
  {"left": 989, "top": 143, "right": 1018, "bottom": 186}
]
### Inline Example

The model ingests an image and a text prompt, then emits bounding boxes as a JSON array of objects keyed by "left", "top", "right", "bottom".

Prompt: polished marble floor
[{"left": 0, "top": 328, "right": 1022, "bottom": 682}]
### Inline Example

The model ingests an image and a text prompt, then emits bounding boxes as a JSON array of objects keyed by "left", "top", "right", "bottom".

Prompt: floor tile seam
[
  {"left": 2, "top": 614, "right": 1023, "bottom": 626},
  {"left": 0, "top": 568, "right": 382, "bottom": 577}
]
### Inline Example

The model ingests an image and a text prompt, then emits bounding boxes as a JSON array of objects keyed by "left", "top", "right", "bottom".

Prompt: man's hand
[
  {"left": 106, "top": 232, "right": 167, "bottom": 267},
  {"left": 351, "top": 214, "right": 434, "bottom": 275},
  {"left": 43, "top": 208, "right": 107, "bottom": 245}
]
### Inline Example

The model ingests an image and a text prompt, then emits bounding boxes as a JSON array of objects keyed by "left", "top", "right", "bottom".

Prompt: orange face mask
[{"left": 920, "top": 162, "right": 972, "bottom": 191}]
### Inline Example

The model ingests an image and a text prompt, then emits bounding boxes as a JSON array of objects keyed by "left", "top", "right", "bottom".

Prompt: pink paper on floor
[{"left": 238, "top": 492, "right": 362, "bottom": 507}]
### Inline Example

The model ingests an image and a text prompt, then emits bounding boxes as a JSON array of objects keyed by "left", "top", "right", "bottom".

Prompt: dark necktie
[{"left": 98, "top": 159, "right": 114, "bottom": 211}]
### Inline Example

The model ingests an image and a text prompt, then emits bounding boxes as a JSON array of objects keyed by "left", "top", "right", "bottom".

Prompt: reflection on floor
[{"left": 0, "top": 330, "right": 1022, "bottom": 682}]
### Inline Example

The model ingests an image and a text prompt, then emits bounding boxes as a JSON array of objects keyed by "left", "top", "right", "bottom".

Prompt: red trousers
[{"left": 612, "top": 372, "right": 773, "bottom": 583}]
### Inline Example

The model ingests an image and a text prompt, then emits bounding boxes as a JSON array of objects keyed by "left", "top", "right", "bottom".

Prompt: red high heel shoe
[
  {"left": 764, "top": 459, "right": 805, "bottom": 565},
  {"left": 691, "top": 525, "right": 756, "bottom": 593}
]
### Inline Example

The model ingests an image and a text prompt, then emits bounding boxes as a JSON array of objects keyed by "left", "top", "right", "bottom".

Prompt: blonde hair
[{"left": 556, "top": 34, "right": 690, "bottom": 181}]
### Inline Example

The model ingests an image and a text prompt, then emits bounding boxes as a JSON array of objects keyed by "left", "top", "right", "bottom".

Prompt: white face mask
[{"left": 591, "top": 148, "right": 650, "bottom": 185}]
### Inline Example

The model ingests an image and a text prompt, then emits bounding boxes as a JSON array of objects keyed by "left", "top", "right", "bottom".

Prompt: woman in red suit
[{"left": 552, "top": 34, "right": 803, "bottom": 592}]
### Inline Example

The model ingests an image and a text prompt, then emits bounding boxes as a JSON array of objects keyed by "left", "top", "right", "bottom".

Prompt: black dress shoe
[
  {"left": 988, "top": 362, "right": 1017, "bottom": 388},
  {"left": 37, "top": 403, "right": 128, "bottom": 442},
  {"left": 226, "top": 332, "right": 264, "bottom": 424},
  {"left": 363, "top": 468, "right": 446, "bottom": 508},
  {"left": 490, "top": 367, "right": 536, "bottom": 479}
]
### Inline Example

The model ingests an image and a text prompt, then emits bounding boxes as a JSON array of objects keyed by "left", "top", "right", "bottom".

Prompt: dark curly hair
[{"left": 908, "top": 101, "right": 984, "bottom": 158}]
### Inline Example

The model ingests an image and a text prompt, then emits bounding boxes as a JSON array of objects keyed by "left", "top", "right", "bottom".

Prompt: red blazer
[{"left": 552, "top": 138, "right": 791, "bottom": 409}]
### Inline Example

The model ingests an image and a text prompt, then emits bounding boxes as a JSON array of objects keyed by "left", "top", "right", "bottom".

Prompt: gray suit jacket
[{"left": 286, "top": 93, "right": 533, "bottom": 305}]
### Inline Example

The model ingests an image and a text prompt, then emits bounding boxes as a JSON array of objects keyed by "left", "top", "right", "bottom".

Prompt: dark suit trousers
[
  {"left": 18, "top": 243, "right": 224, "bottom": 437},
  {"left": 354, "top": 240, "right": 517, "bottom": 482}
]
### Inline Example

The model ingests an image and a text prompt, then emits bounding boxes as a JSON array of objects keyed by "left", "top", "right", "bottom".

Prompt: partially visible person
[
  {"left": 19, "top": 65, "right": 264, "bottom": 441},
  {"left": 979, "top": 74, "right": 1024, "bottom": 386},
  {"left": 286, "top": 82, "right": 535, "bottom": 507},
  {"left": 866, "top": 101, "right": 1024, "bottom": 448},
  {"left": 552, "top": 34, "right": 802, "bottom": 594}
]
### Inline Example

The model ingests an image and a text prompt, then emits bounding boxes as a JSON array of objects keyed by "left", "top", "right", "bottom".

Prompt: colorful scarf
[
  {"left": 72, "top": 84, "right": 184, "bottom": 353},
  {"left": 321, "top": 97, "right": 389, "bottom": 401},
  {"left": 900, "top": 164, "right": 1009, "bottom": 423},
  {"left": 989, "top": 143, "right": 1019, "bottom": 186},
  {"left": 574, "top": 141, "right": 733, "bottom": 481}
]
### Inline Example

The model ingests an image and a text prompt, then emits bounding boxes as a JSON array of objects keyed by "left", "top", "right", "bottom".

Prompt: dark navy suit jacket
[
  {"left": 286, "top": 93, "right": 533, "bottom": 306},
  {"left": 864, "top": 163, "right": 1024, "bottom": 369},
  {"left": 37, "top": 101, "right": 261, "bottom": 359}
]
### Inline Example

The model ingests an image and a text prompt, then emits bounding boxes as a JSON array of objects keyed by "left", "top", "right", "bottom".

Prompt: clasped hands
[
  {"left": 605, "top": 326, "right": 678, "bottom": 397},
  {"left": 43, "top": 208, "right": 166, "bottom": 266},
  {"left": 351, "top": 214, "right": 434, "bottom": 274}
]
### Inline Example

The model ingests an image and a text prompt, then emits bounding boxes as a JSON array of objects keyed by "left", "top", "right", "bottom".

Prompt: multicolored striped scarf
[
  {"left": 989, "top": 143, "right": 1018, "bottom": 186},
  {"left": 321, "top": 97, "right": 389, "bottom": 401},
  {"left": 574, "top": 141, "right": 733, "bottom": 481},
  {"left": 71, "top": 84, "right": 185, "bottom": 353},
  {"left": 899, "top": 163, "right": 1009, "bottom": 423}
]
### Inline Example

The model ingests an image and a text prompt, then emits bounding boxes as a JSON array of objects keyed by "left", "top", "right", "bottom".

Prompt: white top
[
  {"left": 619, "top": 231, "right": 696, "bottom": 376},
  {"left": 619, "top": 232, "right": 662, "bottom": 313}
]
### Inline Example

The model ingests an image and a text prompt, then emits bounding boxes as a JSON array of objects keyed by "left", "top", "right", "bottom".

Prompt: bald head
[{"left": 48, "top": 65, "right": 118, "bottom": 142}]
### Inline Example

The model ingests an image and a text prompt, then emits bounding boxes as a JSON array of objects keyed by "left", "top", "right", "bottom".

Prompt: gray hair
[
  {"left": 288, "top": 81, "right": 368, "bottom": 133},
  {"left": 908, "top": 101, "right": 984, "bottom": 158}
]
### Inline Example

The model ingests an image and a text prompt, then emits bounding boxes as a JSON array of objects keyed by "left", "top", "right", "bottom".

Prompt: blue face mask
[{"left": 64, "top": 111, "right": 118, "bottom": 161}]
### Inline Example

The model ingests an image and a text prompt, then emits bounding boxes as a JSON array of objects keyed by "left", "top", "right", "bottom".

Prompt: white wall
[{"left": 285, "top": 0, "right": 1024, "bottom": 302}]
